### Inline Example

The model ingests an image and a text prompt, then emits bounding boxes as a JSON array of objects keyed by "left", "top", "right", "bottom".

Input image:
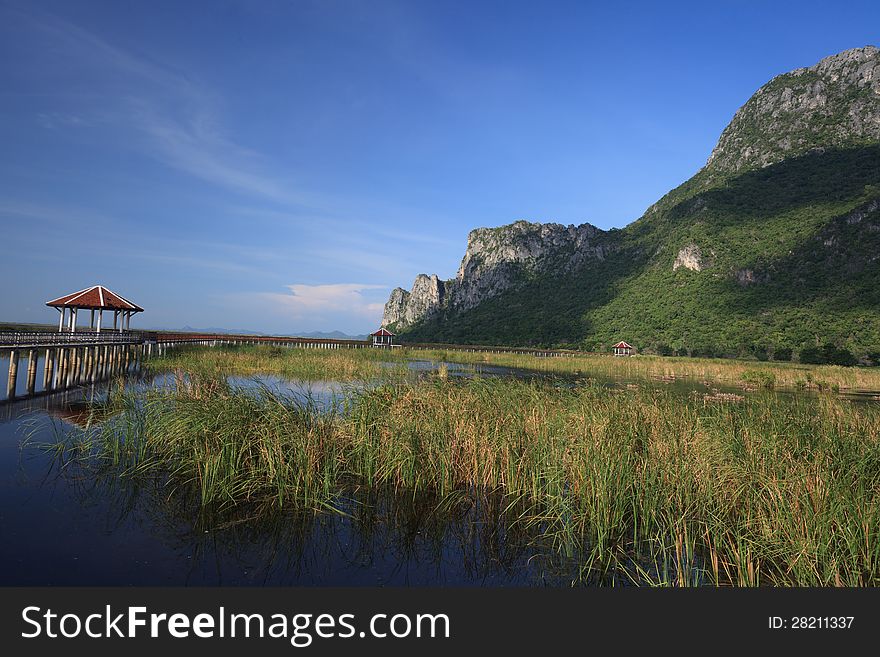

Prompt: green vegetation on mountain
[{"left": 391, "top": 47, "right": 880, "bottom": 361}]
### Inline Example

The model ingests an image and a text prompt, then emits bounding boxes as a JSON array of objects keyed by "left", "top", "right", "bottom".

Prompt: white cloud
[{"left": 263, "top": 283, "right": 386, "bottom": 317}]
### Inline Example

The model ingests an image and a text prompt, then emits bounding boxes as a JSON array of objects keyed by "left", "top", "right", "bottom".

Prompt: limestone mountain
[
  {"left": 384, "top": 46, "right": 880, "bottom": 360},
  {"left": 383, "top": 221, "right": 610, "bottom": 328},
  {"left": 705, "top": 46, "right": 880, "bottom": 175}
]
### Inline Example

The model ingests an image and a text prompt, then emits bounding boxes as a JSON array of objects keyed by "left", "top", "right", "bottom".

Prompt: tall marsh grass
[
  {"left": 147, "top": 343, "right": 880, "bottom": 392},
  {"left": 412, "top": 349, "right": 880, "bottom": 392},
  {"left": 147, "top": 344, "right": 408, "bottom": 381},
  {"left": 52, "top": 367, "right": 880, "bottom": 586}
]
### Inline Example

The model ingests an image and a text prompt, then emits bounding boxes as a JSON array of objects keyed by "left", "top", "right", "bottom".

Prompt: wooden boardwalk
[{"left": 1, "top": 329, "right": 578, "bottom": 402}]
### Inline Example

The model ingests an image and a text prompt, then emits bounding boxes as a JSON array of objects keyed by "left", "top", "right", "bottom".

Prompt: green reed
[
  {"left": 46, "top": 351, "right": 880, "bottom": 586},
  {"left": 146, "top": 344, "right": 409, "bottom": 381}
]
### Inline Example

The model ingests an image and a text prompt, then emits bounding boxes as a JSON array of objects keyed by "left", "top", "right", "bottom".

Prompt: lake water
[{"left": 0, "top": 353, "right": 876, "bottom": 585}]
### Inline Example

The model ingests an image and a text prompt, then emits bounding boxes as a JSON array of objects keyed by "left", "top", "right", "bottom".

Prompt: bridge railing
[{"left": 0, "top": 330, "right": 146, "bottom": 348}]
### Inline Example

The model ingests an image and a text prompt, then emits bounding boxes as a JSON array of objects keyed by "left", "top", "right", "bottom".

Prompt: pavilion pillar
[
  {"left": 97, "top": 310, "right": 103, "bottom": 333},
  {"left": 70, "top": 309, "right": 77, "bottom": 333},
  {"left": 126, "top": 312, "right": 131, "bottom": 331},
  {"left": 58, "top": 308, "right": 65, "bottom": 333}
]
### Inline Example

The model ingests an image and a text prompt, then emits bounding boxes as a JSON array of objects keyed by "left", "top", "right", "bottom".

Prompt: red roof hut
[
  {"left": 370, "top": 327, "right": 395, "bottom": 347},
  {"left": 46, "top": 285, "right": 144, "bottom": 333},
  {"left": 612, "top": 341, "right": 634, "bottom": 356}
]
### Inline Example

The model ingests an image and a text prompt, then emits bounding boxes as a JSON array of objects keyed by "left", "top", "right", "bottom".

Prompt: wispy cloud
[
  {"left": 261, "top": 283, "right": 387, "bottom": 318},
  {"left": 11, "top": 4, "right": 314, "bottom": 208},
  {"left": 127, "top": 101, "right": 317, "bottom": 206},
  {"left": 216, "top": 283, "right": 388, "bottom": 333}
]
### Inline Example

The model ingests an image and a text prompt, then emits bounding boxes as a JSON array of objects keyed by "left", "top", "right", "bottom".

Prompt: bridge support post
[
  {"left": 56, "top": 349, "right": 65, "bottom": 389},
  {"left": 82, "top": 348, "right": 91, "bottom": 383},
  {"left": 43, "top": 348, "right": 54, "bottom": 390},
  {"left": 26, "top": 349, "right": 37, "bottom": 396},
  {"left": 69, "top": 348, "right": 79, "bottom": 387},
  {"left": 63, "top": 348, "right": 73, "bottom": 388},
  {"left": 55, "top": 348, "right": 65, "bottom": 389},
  {"left": 85, "top": 347, "right": 95, "bottom": 383},
  {"left": 64, "top": 348, "right": 74, "bottom": 388},
  {"left": 7, "top": 350, "right": 19, "bottom": 400},
  {"left": 73, "top": 348, "right": 83, "bottom": 385}
]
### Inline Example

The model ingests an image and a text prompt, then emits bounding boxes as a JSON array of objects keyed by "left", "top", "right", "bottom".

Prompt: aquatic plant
[{"left": 47, "top": 361, "right": 880, "bottom": 587}]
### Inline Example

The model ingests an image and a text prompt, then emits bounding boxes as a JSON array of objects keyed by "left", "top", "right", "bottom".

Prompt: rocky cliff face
[
  {"left": 673, "top": 243, "right": 711, "bottom": 272},
  {"left": 382, "top": 47, "right": 880, "bottom": 354},
  {"left": 706, "top": 46, "right": 880, "bottom": 174},
  {"left": 452, "top": 221, "right": 608, "bottom": 312},
  {"left": 383, "top": 274, "right": 446, "bottom": 327},
  {"left": 383, "top": 220, "right": 609, "bottom": 329}
]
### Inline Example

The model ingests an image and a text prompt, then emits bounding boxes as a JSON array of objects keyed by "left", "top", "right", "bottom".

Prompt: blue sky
[{"left": 1, "top": 0, "right": 878, "bottom": 334}]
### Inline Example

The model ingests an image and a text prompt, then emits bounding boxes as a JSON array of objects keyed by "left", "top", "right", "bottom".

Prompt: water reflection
[
  {"left": 25, "top": 440, "right": 591, "bottom": 586},
  {"left": 1, "top": 354, "right": 876, "bottom": 586}
]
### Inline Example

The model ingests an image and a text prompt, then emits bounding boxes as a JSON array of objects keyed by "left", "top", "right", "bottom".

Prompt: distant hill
[
  {"left": 292, "top": 330, "right": 369, "bottom": 340},
  {"left": 145, "top": 325, "right": 266, "bottom": 335},
  {"left": 145, "top": 326, "right": 368, "bottom": 340},
  {"left": 385, "top": 46, "right": 880, "bottom": 362}
]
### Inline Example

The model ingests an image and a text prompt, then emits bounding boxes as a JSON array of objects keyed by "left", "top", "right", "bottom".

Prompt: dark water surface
[
  {"left": 0, "top": 362, "right": 585, "bottom": 586},
  {"left": 0, "top": 355, "right": 876, "bottom": 585}
]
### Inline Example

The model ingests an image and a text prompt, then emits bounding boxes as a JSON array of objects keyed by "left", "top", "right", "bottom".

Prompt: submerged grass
[
  {"left": 51, "top": 350, "right": 880, "bottom": 586},
  {"left": 146, "top": 343, "right": 880, "bottom": 392},
  {"left": 146, "top": 344, "right": 409, "bottom": 381},
  {"left": 411, "top": 348, "right": 880, "bottom": 392}
]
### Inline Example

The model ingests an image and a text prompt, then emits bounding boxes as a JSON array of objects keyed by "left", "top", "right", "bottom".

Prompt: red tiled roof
[
  {"left": 371, "top": 328, "right": 395, "bottom": 337},
  {"left": 46, "top": 285, "right": 144, "bottom": 312},
  {"left": 612, "top": 341, "right": 633, "bottom": 349}
]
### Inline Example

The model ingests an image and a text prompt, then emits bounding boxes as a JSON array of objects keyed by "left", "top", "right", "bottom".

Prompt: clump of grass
[
  {"left": 740, "top": 369, "right": 776, "bottom": 389},
  {"left": 62, "top": 376, "right": 345, "bottom": 511}
]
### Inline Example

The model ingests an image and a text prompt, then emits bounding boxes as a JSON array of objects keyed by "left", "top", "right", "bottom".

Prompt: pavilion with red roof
[
  {"left": 46, "top": 285, "right": 144, "bottom": 333},
  {"left": 612, "top": 340, "right": 634, "bottom": 357},
  {"left": 370, "top": 327, "right": 396, "bottom": 347}
]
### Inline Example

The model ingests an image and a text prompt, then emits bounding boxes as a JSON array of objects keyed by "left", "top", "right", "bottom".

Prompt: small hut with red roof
[
  {"left": 612, "top": 340, "right": 634, "bottom": 357},
  {"left": 46, "top": 285, "right": 144, "bottom": 333},
  {"left": 370, "top": 327, "right": 396, "bottom": 347}
]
